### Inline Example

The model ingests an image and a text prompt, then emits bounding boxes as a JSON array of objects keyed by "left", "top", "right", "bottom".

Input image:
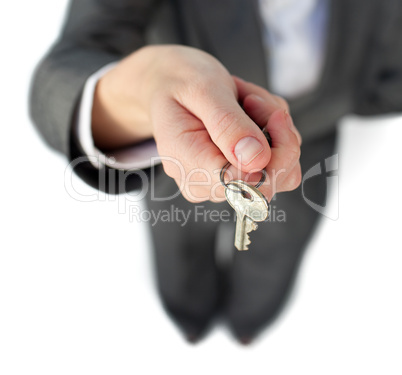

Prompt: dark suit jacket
[
  {"left": 28, "top": 2, "right": 402, "bottom": 331},
  {"left": 29, "top": 0, "right": 402, "bottom": 193}
]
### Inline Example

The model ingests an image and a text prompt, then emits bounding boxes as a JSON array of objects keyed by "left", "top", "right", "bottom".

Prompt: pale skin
[{"left": 92, "top": 45, "right": 302, "bottom": 203}]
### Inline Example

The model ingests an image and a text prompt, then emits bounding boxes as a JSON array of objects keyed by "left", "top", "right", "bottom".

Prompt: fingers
[
  {"left": 174, "top": 77, "right": 272, "bottom": 173},
  {"left": 151, "top": 69, "right": 301, "bottom": 203},
  {"left": 258, "top": 109, "right": 302, "bottom": 201},
  {"left": 280, "top": 161, "right": 302, "bottom": 193},
  {"left": 234, "top": 76, "right": 290, "bottom": 112},
  {"left": 242, "top": 90, "right": 302, "bottom": 146},
  {"left": 154, "top": 103, "right": 301, "bottom": 203},
  {"left": 235, "top": 88, "right": 302, "bottom": 200}
]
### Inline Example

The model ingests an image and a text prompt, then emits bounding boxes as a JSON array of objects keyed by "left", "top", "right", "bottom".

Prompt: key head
[{"left": 225, "top": 180, "right": 269, "bottom": 222}]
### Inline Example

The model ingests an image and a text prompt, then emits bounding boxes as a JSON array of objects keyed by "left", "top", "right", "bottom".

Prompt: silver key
[{"left": 225, "top": 180, "right": 269, "bottom": 251}]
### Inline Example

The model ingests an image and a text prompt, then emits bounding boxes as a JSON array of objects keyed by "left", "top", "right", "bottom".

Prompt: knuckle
[
  {"left": 259, "top": 186, "right": 274, "bottom": 202},
  {"left": 161, "top": 160, "right": 177, "bottom": 179},
  {"left": 274, "top": 95, "right": 290, "bottom": 111},
  {"left": 188, "top": 75, "right": 210, "bottom": 97},
  {"left": 210, "top": 197, "right": 226, "bottom": 203},
  {"left": 182, "top": 190, "right": 207, "bottom": 204},
  {"left": 293, "top": 165, "right": 302, "bottom": 188},
  {"left": 183, "top": 72, "right": 220, "bottom": 101},
  {"left": 279, "top": 147, "right": 300, "bottom": 174},
  {"left": 293, "top": 129, "right": 303, "bottom": 146},
  {"left": 283, "top": 165, "right": 302, "bottom": 191},
  {"left": 288, "top": 143, "right": 301, "bottom": 164},
  {"left": 185, "top": 196, "right": 200, "bottom": 204},
  {"left": 211, "top": 184, "right": 226, "bottom": 202}
]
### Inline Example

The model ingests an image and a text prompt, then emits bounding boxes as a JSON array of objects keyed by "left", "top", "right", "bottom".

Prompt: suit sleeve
[
  {"left": 29, "top": 0, "right": 160, "bottom": 194},
  {"left": 354, "top": 0, "right": 402, "bottom": 116}
]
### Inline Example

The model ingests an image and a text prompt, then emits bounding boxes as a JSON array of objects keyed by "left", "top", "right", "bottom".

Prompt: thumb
[{"left": 177, "top": 82, "right": 271, "bottom": 173}]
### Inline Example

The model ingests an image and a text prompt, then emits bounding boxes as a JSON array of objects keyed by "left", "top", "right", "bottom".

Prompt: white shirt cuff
[{"left": 74, "top": 62, "right": 160, "bottom": 170}]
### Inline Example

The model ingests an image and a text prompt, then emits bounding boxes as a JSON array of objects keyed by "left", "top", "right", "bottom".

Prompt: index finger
[{"left": 233, "top": 76, "right": 290, "bottom": 113}]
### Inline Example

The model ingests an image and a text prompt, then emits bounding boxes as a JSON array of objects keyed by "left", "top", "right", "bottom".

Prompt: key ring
[{"left": 220, "top": 161, "right": 267, "bottom": 189}]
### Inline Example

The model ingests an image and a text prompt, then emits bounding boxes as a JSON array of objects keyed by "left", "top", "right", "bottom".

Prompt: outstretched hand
[{"left": 92, "top": 45, "right": 302, "bottom": 201}]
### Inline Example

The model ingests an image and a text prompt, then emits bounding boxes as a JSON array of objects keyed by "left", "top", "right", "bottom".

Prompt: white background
[{"left": 1, "top": 1, "right": 401, "bottom": 374}]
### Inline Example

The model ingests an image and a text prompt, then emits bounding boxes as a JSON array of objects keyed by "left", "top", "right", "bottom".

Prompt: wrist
[{"left": 91, "top": 60, "right": 153, "bottom": 151}]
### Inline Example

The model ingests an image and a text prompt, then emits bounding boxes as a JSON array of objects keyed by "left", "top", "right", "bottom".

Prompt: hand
[{"left": 92, "top": 45, "right": 302, "bottom": 202}]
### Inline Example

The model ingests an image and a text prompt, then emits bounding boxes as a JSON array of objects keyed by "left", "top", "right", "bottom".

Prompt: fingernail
[
  {"left": 284, "top": 110, "right": 293, "bottom": 129},
  {"left": 235, "top": 137, "right": 264, "bottom": 165},
  {"left": 249, "top": 94, "right": 264, "bottom": 102}
]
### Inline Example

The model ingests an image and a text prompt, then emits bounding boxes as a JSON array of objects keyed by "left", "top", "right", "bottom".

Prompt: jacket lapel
[{"left": 191, "top": 0, "right": 269, "bottom": 88}]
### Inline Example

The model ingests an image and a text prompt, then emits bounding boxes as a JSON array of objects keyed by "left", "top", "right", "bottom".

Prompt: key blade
[
  {"left": 235, "top": 217, "right": 256, "bottom": 251},
  {"left": 236, "top": 217, "right": 256, "bottom": 251},
  {"left": 234, "top": 214, "right": 248, "bottom": 251},
  {"left": 245, "top": 216, "right": 258, "bottom": 233}
]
